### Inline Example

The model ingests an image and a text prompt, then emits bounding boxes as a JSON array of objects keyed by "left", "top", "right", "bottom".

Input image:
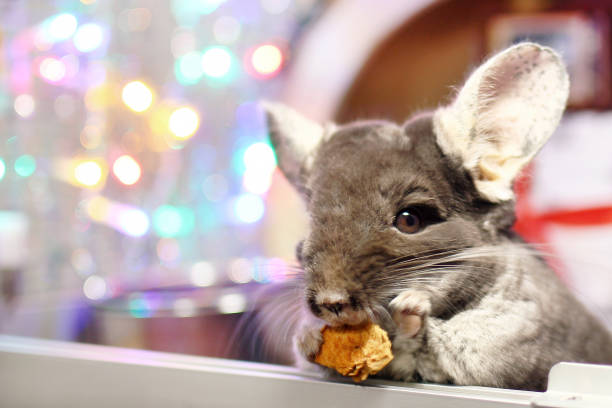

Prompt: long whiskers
[
  {"left": 371, "top": 244, "right": 547, "bottom": 318},
  {"left": 385, "top": 245, "right": 542, "bottom": 271},
  {"left": 225, "top": 262, "right": 306, "bottom": 364}
]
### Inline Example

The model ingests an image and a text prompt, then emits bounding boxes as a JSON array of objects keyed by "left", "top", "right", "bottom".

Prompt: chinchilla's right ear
[
  {"left": 433, "top": 42, "right": 569, "bottom": 203},
  {"left": 262, "top": 101, "right": 333, "bottom": 198}
]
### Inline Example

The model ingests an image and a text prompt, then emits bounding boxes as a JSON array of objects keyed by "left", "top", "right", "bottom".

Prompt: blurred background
[{"left": 0, "top": 0, "right": 611, "bottom": 365}]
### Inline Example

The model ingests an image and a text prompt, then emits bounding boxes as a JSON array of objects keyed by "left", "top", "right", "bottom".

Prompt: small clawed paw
[
  {"left": 294, "top": 325, "right": 323, "bottom": 362},
  {"left": 389, "top": 290, "right": 431, "bottom": 338}
]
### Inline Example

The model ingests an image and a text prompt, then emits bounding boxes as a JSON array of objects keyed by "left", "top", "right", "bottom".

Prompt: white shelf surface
[{"left": 0, "top": 335, "right": 610, "bottom": 407}]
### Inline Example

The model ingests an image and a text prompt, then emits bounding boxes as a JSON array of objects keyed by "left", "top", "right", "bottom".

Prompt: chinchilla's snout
[{"left": 306, "top": 287, "right": 370, "bottom": 327}]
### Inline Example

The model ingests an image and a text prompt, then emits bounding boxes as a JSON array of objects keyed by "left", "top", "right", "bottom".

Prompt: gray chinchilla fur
[{"left": 260, "top": 42, "right": 612, "bottom": 391}]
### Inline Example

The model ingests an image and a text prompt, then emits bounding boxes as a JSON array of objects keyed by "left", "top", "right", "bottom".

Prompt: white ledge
[{"left": 1, "top": 335, "right": 610, "bottom": 407}]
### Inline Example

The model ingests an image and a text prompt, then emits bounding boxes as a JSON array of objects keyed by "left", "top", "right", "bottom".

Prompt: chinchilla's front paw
[
  {"left": 389, "top": 289, "right": 431, "bottom": 338},
  {"left": 293, "top": 323, "right": 324, "bottom": 363}
]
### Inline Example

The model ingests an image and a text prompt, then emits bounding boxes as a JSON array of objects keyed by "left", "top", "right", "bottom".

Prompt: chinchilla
[{"left": 261, "top": 42, "right": 612, "bottom": 391}]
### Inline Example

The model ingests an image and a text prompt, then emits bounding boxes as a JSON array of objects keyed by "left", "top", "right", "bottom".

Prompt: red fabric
[{"left": 513, "top": 166, "right": 612, "bottom": 281}]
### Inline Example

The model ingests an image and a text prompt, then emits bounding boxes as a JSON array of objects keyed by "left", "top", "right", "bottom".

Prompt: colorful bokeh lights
[
  {"left": 122, "top": 81, "right": 153, "bottom": 113},
  {"left": 249, "top": 44, "right": 284, "bottom": 78},
  {"left": 0, "top": 0, "right": 305, "bottom": 320},
  {"left": 201, "top": 46, "right": 233, "bottom": 79},
  {"left": 74, "top": 160, "right": 103, "bottom": 187},
  {"left": 39, "top": 57, "right": 67, "bottom": 83},
  {"left": 45, "top": 13, "right": 79, "bottom": 42},
  {"left": 112, "top": 155, "right": 142, "bottom": 186},
  {"left": 168, "top": 107, "right": 200, "bottom": 139},
  {"left": 73, "top": 23, "right": 105, "bottom": 53}
]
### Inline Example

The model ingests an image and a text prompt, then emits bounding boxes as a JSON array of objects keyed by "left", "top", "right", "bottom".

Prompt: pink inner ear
[
  {"left": 432, "top": 43, "right": 569, "bottom": 202},
  {"left": 478, "top": 45, "right": 549, "bottom": 110},
  {"left": 473, "top": 45, "right": 567, "bottom": 161}
]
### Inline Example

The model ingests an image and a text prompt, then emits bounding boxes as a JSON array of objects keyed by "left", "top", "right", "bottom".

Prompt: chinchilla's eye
[{"left": 394, "top": 209, "right": 421, "bottom": 234}]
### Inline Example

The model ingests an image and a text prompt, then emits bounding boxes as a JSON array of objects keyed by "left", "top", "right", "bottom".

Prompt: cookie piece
[{"left": 314, "top": 322, "right": 393, "bottom": 382}]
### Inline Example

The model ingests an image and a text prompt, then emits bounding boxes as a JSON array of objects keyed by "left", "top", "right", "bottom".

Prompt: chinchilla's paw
[
  {"left": 293, "top": 324, "right": 324, "bottom": 362},
  {"left": 389, "top": 290, "right": 431, "bottom": 338}
]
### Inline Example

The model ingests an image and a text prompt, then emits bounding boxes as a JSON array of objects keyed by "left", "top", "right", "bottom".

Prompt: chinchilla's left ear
[
  {"left": 262, "top": 101, "right": 333, "bottom": 198},
  {"left": 433, "top": 42, "right": 569, "bottom": 202}
]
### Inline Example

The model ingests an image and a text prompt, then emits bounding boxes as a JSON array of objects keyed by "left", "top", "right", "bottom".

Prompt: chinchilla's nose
[
  {"left": 308, "top": 290, "right": 360, "bottom": 317},
  {"left": 321, "top": 301, "right": 348, "bottom": 316},
  {"left": 308, "top": 289, "right": 368, "bottom": 325}
]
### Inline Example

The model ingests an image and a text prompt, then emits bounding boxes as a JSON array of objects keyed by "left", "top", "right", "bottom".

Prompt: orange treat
[{"left": 314, "top": 322, "right": 393, "bottom": 382}]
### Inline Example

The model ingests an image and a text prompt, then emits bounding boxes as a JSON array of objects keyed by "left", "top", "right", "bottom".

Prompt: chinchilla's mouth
[{"left": 324, "top": 308, "right": 370, "bottom": 327}]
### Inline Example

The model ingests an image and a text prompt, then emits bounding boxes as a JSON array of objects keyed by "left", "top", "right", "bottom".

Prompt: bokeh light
[
  {"left": 242, "top": 142, "right": 277, "bottom": 194},
  {"left": 121, "top": 81, "right": 153, "bottom": 112},
  {"left": 199, "top": 0, "right": 226, "bottom": 14},
  {"left": 153, "top": 205, "right": 195, "bottom": 237},
  {"left": 243, "top": 142, "right": 276, "bottom": 173},
  {"left": 117, "top": 208, "right": 150, "bottom": 237},
  {"left": 39, "top": 57, "right": 67, "bottom": 83},
  {"left": 74, "top": 160, "right": 103, "bottom": 187},
  {"left": 172, "top": 0, "right": 226, "bottom": 23},
  {"left": 47, "top": 13, "right": 78, "bottom": 41},
  {"left": 243, "top": 171, "right": 273, "bottom": 195},
  {"left": 83, "top": 275, "right": 107, "bottom": 300},
  {"left": 14, "top": 155, "right": 36, "bottom": 178},
  {"left": 154, "top": 206, "right": 181, "bottom": 237},
  {"left": 128, "top": 296, "right": 151, "bottom": 318},
  {"left": 168, "top": 107, "right": 200, "bottom": 139},
  {"left": 73, "top": 23, "right": 104, "bottom": 53},
  {"left": 0, "top": 1, "right": 325, "bottom": 330},
  {"left": 233, "top": 193, "right": 265, "bottom": 223},
  {"left": 190, "top": 261, "right": 217, "bottom": 286},
  {"left": 228, "top": 258, "right": 252, "bottom": 283},
  {"left": 201, "top": 46, "right": 233, "bottom": 79},
  {"left": 14, "top": 94, "right": 35, "bottom": 118},
  {"left": 112, "top": 155, "right": 141, "bottom": 185},
  {"left": 249, "top": 44, "right": 283, "bottom": 78},
  {"left": 175, "top": 51, "right": 204, "bottom": 85},
  {"left": 148, "top": 103, "right": 179, "bottom": 150},
  {"left": 173, "top": 298, "right": 197, "bottom": 317},
  {"left": 84, "top": 196, "right": 150, "bottom": 237},
  {"left": 217, "top": 292, "right": 247, "bottom": 314}
]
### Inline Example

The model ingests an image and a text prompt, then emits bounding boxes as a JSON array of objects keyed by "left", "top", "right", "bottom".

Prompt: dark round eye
[{"left": 394, "top": 209, "right": 421, "bottom": 234}]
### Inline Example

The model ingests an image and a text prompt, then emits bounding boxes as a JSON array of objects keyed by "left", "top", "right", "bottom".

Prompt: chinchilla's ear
[
  {"left": 262, "top": 101, "right": 332, "bottom": 197},
  {"left": 433, "top": 42, "right": 569, "bottom": 202}
]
